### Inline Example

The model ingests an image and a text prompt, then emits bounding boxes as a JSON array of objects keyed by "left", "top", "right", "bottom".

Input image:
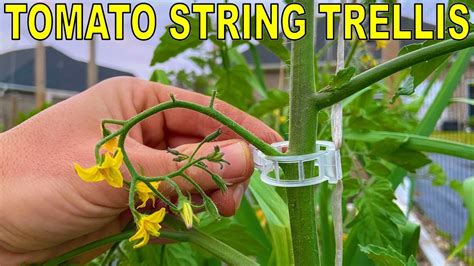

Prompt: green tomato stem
[
  {"left": 285, "top": 0, "right": 320, "bottom": 265},
  {"left": 44, "top": 229, "right": 256, "bottom": 266},
  {"left": 315, "top": 34, "right": 474, "bottom": 108}
]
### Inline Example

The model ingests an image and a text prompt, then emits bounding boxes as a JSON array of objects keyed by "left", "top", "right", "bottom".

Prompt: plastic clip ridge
[{"left": 252, "top": 141, "right": 342, "bottom": 188}]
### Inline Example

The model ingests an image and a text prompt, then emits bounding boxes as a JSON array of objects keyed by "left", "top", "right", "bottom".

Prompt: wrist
[
  {"left": 0, "top": 132, "right": 18, "bottom": 254},
  {"left": 0, "top": 133, "right": 8, "bottom": 250}
]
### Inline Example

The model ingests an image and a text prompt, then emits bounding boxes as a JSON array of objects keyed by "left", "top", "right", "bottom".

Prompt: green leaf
[
  {"left": 371, "top": 137, "right": 405, "bottom": 155},
  {"left": 249, "top": 90, "right": 289, "bottom": 117},
  {"left": 234, "top": 197, "right": 272, "bottom": 264},
  {"left": 392, "top": 75, "right": 414, "bottom": 103},
  {"left": 398, "top": 41, "right": 451, "bottom": 89},
  {"left": 449, "top": 177, "right": 474, "bottom": 259},
  {"left": 160, "top": 244, "right": 200, "bottom": 266},
  {"left": 463, "top": 0, "right": 474, "bottom": 10},
  {"left": 416, "top": 48, "right": 474, "bottom": 136},
  {"left": 150, "top": 69, "right": 171, "bottom": 84},
  {"left": 247, "top": 15, "right": 290, "bottom": 62},
  {"left": 449, "top": 179, "right": 463, "bottom": 194},
  {"left": 371, "top": 138, "right": 432, "bottom": 173},
  {"left": 366, "top": 161, "right": 392, "bottom": 178},
  {"left": 347, "top": 179, "right": 406, "bottom": 249},
  {"left": 399, "top": 222, "right": 420, "bottom": 260},
  {"left": 343, "top": 178, "right": 361, "bottom": 198},
  {"left": 381, "top": 148, "right": 431, "bottom": 173},
  {"left": 330, "top": 67, "right": 356, "bottom": 89},
  {"left": 345, "top": 130, "right": 474, "bottom": 161},
  {"left": 258, "top": 38, "right": 290, "bottom": 62},
  {"left": 428, "top": 163, "right": 447, "bottom": 186},
  {"left": 198, "top": 216, "right": 267, "bottom": 256},
  {"left": 127, "top": 242, "right": 199, "bottom": 265},
  {"left": 151, "top": 16, "right": 202, "bottom": 65},
  {"left": 406, "top": 256, "right": 417, "bottom": 266},
  {"left": 250, "top": 173, "right": 293, "bottom": 266},
  {"left": 360, "top": 245, "right": 406, "bottom": 266},
  {"left": 215, "top": 65, "right": 255, "bottom": 110}
]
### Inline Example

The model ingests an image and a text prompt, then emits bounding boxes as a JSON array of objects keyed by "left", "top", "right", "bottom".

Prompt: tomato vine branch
[{"left": 314, "top": 33, "right": 474, "bottom": 108}]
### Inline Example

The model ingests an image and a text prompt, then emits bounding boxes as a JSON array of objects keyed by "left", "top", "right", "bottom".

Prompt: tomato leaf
[
  {"left": 199, "top": 216, "right": 267, "bottom": 256},
  {"left": 398, "top": 41, "right": 451, "bottom": 89},
  {"left": 249, "top": 90, "right": 289, "bottom": 118},
  {"left": 343, "top": 178, "right": 361, "bottom": 198},
  {"left": 330, "top": 67, "right": 356, "bottom": 89},
  {"left": 392, "top": 75, "right": 414, "bottom": 103},
  {"left": 371, "top": 138, "right": 432, "bottom": 173},
  {"left": 347, "top": 179, "right": 406, "bottom": 249},
  {"left": 150, "top": 69, "right": 171, "bottom": 84},
  {"left": 428, "top": 163, "right": 447, "bottom": 186},
  {"left": 449, "top": 177, "right": 474, "bottom": 259},
  {"left": 151, "top": 16, "right": 202, "bottom": 65},
  {"left": 127, "top": 242, "right": 200, "bottom": 265},
  {"left": 359, "top": 244, "right": 406, "bottom": 266},
  {"left": 247, "top": 15, "right": 290, "bottom": 62},
  {"left": 215, "top": 65, "right": 255, "bottom": 110}
]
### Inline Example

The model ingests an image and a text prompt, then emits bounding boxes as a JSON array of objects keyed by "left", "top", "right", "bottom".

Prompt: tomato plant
[{"left": 46, "top": 1, "right": 474, "bottom": 265}]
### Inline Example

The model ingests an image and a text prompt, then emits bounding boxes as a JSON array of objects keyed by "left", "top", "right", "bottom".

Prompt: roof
[{"left": 0, "top": 46, "right": 133, "bottom": 92}]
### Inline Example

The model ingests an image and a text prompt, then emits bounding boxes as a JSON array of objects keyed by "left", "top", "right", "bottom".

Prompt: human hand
[{"left": 0, "top": 77, "right": 281, "bottom": 264}]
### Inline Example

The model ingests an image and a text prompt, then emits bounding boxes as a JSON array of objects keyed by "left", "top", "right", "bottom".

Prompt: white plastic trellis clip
[{"left": 251, "top": 141, "right": 342, "bottom": 188}]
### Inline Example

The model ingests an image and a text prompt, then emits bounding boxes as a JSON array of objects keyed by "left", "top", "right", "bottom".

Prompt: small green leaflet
[
  {"left": 392, "top": 76, "right": 414, "bottom": 103},
  {"left": 329, "top": 66, "right": 356, "bottom": 89},
  {"left": 428, "top": 163, "right": 447, "bottom": 186}
]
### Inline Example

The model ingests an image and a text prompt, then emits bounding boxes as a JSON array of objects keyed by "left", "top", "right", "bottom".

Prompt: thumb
[{"left": 128, "top": 139, "right": 254, "bottom": 196}]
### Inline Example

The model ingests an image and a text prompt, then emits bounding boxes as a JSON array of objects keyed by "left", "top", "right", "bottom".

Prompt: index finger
[{"left": 149, "top": 81, "right": 283, "bottom": 145}]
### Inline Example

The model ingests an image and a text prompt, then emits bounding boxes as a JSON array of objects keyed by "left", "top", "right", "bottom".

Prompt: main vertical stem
[{"left": 286, "top": 0, "right": 320, "bottom": 265}]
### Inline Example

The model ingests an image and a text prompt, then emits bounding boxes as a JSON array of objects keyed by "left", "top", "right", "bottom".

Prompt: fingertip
[
  {"left": 220, "top": 139, "right": 254, "bottom": 180},
  {"left": 210, "top": 183, "right": 246, "bottom": 217}
]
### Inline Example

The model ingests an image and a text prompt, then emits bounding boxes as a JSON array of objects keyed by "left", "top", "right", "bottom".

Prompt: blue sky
[{"left": 0, "top": 1, "right": 451, "bottom": 79}]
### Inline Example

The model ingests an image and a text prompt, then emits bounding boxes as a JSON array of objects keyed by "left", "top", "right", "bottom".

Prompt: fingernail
[
  {"left": 233, "top": 184, "right": 245, "bottom": 210},
  {"left": 220, "top": 141, "right": 251, "bottom": 179}
]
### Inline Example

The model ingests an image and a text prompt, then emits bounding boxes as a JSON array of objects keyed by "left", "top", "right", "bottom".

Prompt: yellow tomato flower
[
  {"left": 361, "top": 55, "right": 377, "bottom": 67},
  {"left": 376, "top": 40, "right": 389, "bottom": 49},
  {"left": 255, "top": 209, "right": 267, "bottom": 227},
  {"left": 180, "top": 200, "right": 194, "bottom": 229},
  {"left": 279, "top": 116, "right": 287, "bottom": 124},
  {"left": 74, "top": 149, "right": 124, "bottom": 188},
  {"left": 103, "top": 137, "right": 118, "bottom": 153},
  {"left": 101, "top": 126, "right": 118, "bottom": 153},
  {"left": 129, "top": 208, "right": 166, "bottom": 248},
  {"left": 136, "top": 181, "right": 160, "bottom": 209}
]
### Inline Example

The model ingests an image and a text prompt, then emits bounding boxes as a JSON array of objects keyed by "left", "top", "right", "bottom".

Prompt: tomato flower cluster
[{"left": 73, "top": 108, "right": 229, "bottom": 249}]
